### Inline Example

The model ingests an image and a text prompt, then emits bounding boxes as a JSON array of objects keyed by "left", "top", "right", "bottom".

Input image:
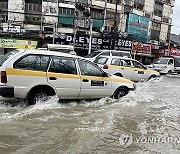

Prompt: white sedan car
[
  {"left": 0, "top": 49, "right": 135, "bottom": 105},
  {"left": 94, "top": 56, "right": 160, "bottom": 82}
]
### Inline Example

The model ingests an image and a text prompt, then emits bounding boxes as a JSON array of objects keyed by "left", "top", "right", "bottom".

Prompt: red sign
[
  {"left": 132, "top": 42, "right": 151, "bottom": 55},
  {"left": 159, "top": 47, "right": 180, "bottom": 57},
  {"left": 170, "top": 48, "right": 180, "bottom": 56}
]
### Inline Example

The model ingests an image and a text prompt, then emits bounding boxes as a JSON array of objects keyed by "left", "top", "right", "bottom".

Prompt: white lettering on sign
[
  {"left": 66, "top": 36, "right": 73, "bottom": 42},
  {"left": 79, "top": 37, "right": 84, "bottom": 43},
  {"left": 117, "top": 39, "right": 132, "bottom": 47}
]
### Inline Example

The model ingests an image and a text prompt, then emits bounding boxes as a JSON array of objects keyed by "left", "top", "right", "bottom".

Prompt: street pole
[
  {"left": 53, "top": 22, "right": 56, "bottom": 44},
  {"left": 73, "top": 0, "right": 78, "bottom": 50},
  {"left": 40, "top": 0, "right": 43, "bottom": 32},
  {"left": 100, "top": 0, "right": 107, "bottom": 32},
  {"left": 113, "top": 0, "right": 119, "bottom": 50},
  {"left": 53, "top": 0, "right": 58, "bottom": 44},
  {"left": 88, "top": 0, "right": 92, "bottom": 55},
  {"left": 88, "top": 18, "right": 93, "bottom": 55}
]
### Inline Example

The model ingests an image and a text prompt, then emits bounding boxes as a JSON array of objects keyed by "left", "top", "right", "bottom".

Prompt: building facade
[{"left": 0, "top": 0, "right": 175, "bottom": 60}]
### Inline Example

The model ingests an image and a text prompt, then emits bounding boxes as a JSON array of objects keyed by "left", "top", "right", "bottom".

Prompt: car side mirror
[{"left": 103, "top": 72, "right": 108, "bottom": 77}]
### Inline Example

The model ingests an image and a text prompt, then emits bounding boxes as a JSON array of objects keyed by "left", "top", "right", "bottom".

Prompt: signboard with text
[
  {"left": 132, "top": 42, "right": 151, "bottom": 55},
  {"left": 0, "top": 38, "right": 37, "bottom": 49},
  {"left": 170, "top": 48, "right": 180, "bottom": 56},
  {"left": 55, "top": 33, "right": 132, "bottom": 51}
]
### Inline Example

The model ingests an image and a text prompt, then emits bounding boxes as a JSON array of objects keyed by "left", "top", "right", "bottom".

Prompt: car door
[
  {"left": 77, "top": 59, "right": 111, "bottom": 98},
  {"left": 114, "top": 58, "right": 134, "bottom": 80},
  {"left": 47, "top": 56, "right": 81, "bottom": 98},
  {"left": 131, "top": 60, "right": 149, "bottom": 81}
]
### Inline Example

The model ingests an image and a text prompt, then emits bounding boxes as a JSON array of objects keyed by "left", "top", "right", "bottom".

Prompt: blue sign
[{"left": 126, "top": 13, "right": 150, "bottom": 43}]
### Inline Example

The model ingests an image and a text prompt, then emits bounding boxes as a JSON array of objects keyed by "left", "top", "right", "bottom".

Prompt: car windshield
[
  {"left": 94, "top": 57, "right": 108, "bottom": 65},
  {"left": 0, "top": 50, "right": 19, "bottom": 67},
  {"left": 85, "top": 51, "right": 101, "bottom": 58},
  {"left": 154, "top": 58, "right": 169, "bottom": 64}
]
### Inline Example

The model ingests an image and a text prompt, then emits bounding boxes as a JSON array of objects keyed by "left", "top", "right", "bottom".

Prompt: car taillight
[
  {"left": 1, "top": 71, "right": 7, "bottom": 83},
  {"left": 103, "top": 64, "right": 109, "bottom": 69}
]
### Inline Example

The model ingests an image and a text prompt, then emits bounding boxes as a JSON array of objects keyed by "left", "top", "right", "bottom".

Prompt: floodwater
[{"left": 1, "top": 75, "right": 180, "bottom": 154}]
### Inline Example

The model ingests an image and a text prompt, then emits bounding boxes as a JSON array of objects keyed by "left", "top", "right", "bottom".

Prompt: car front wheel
[{"left": 113, "top": 87, "right": 128, "bottom": 99}]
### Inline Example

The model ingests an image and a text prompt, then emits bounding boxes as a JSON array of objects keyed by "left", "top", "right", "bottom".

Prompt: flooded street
[{"left": 1, "top": 75, "right": 180, "bottom": 154}]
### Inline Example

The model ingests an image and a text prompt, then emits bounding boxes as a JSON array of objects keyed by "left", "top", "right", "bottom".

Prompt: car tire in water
[
  {"left": 113, "top": 87, "right": 128, "bottom": 99},
  {"left": 167, "top": 70, "right": 172, "bottom": 74},
  {"left": 147, "top": 75, "right": 157, "bottom": 81},
  {"left": 27, "top": 89, "right": 55, "bottom": 105}
]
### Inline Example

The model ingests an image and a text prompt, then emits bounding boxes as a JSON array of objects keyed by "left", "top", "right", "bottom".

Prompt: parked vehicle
[
  {"left": 38, "top": 44, "right": 76, "bottom": 55},
  {"left": 85, "top": 50, "right": 132, "bottom": 62},
  {"left": 0, "top": 49, "right": 135, "bottom": 105},
  {"left": 94, "top": 56, "right": 160, "bottom": 82},
  {"left": 151, "top": 56, "right": 180, "bottom": 74}
]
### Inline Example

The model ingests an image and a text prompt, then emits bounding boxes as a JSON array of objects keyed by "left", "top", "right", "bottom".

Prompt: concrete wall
[{"left": 8, "top": 0, "right": 24, "bottom": 22}]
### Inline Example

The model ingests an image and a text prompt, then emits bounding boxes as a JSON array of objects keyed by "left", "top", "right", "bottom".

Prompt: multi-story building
[{"left": 0, "top": 0, "right": 175, "bottom": 59}]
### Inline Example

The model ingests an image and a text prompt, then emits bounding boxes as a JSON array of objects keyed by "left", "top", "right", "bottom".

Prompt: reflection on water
[{"left": 1, "top": 76, "right": 180, "bottom": 154}]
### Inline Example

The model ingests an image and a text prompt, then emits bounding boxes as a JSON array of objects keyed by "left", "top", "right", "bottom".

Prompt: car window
[
  {"left": 99, "top": 51, "right": 110, "bottom": 56},
  {"left": 132, "top": 61, "right": 145, "bottom": 69},
  {"left": 154, "top": 58, "right": 169, "bottom": 64},
  {"left": 0, "top": 50, "right": 19, "bottom": 67},
  {"left": 94, "top": 57, "right": 108, "bottom": 65},
  {"left": 112, "top": 51, "right": 131, "bottom": 58},
  {"left": 111, "top": 58, "right": 121, "bottom": 66},
  {"left": 84, "top": 51, "right": 101, "bottom": 58},
  {"left": 78, "top": 59, "right": 104, "bottom": 77},
  {"left": 14, "top": 54, "right": 50, "bottom": 72},
  {"left": 174, "top": 58, "right": 180, "bottom": 67},
  {"left": 168, "top": 59, "right": 173, "bottom": 65},
  {"left": 121, "top": 59, "right": 132, "bottom": 67},
  {"left": 49, "top": 56, "right": 77, "bottom": 75}
]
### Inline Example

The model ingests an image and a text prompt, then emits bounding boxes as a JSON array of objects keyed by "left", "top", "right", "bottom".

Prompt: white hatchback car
[
  {"left": 0, "top": 49, "right": 135, "bottom": 105},
  {"left": 85, "top": 50, "right": 132, "bottom": 62},
  {"left": 94, "top": 56, "right": 160, "bottom": 82}
]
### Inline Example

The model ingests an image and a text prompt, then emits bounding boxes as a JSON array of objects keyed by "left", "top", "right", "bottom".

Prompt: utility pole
[
  {"left": 74, "top": 0, "right": 91, "bottom": 53},
  {"left": 40, "top": 0, "right": 43, "bottom": 32},
  {"left": 73, "top": 0, "right": 78, "bottom": 50},
  {"left": 53, "top": 0, "right": 59, "bottom": 44},
  {"left": 100, "top": 0, "right": 107, "bottom": 33},
  {"left": 88, "top": 18, "right": 93, "bottom": 55},
  {"left": 88, "top": 0, "right": 92, "bottom": 55},
  {"left": 113, "top": 0, "right": 119, "bottom": 50}
]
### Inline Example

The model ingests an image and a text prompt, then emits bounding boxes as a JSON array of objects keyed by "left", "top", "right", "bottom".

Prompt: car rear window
[
  {"left": 112, "top": 51, "right": 131, "bottom": 58},
  {"left": 0, "top": 50, "right": 19, "bottom": 67},
  {"left": 99, "top": 51, "right": 110, "bottom": 56}
]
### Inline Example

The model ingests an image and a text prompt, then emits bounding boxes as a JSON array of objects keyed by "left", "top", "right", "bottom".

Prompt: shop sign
[
  {"left": 3, "top": 24, "right": 26, "bottom": 33},
  {"left": 0, "top": 38, "right": 37, "bottom": 49},
  {"left": 55, "top": 33, "right": 132, "bottom": 51},
  {"left": 132, "top": 42, "right": 151, "bottom": 55},
  {"left": 170, "top": 48, "right": 180, "bottom": 56}
]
